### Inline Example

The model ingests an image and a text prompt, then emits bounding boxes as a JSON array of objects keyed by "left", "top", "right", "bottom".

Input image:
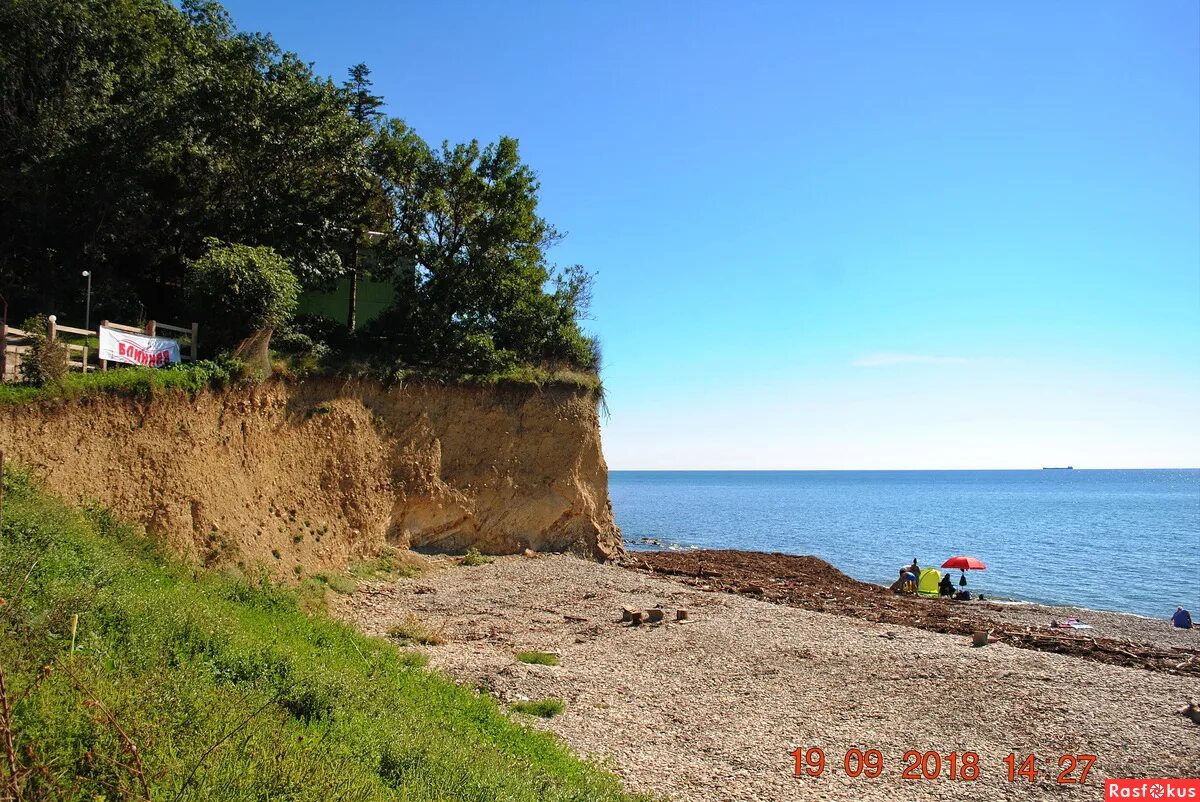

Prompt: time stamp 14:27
[{"left": 789, "top": 747, "right": 1097, "bottom": 784}]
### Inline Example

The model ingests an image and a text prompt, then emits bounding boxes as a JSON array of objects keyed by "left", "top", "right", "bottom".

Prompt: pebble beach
[{"left": 334, "top": 553, "right": 1199, "bottom": 802}]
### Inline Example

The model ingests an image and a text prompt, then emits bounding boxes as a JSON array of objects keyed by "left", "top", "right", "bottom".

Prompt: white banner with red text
[{"left": 98, "top": 326, "right": 181, "bottom": 367}]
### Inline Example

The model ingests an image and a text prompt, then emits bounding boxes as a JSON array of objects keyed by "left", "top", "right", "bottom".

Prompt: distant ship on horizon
[{"left": 1042, "top": 466, "right": 1074, "bottom": 470}]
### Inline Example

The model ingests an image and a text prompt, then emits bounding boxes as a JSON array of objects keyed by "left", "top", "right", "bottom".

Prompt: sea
[{"left": 610, "top": 470, "right": 1200, "bottom": 619}]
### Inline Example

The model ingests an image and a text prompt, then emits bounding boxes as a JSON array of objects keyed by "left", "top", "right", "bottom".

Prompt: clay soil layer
[{"left": 335, "top": 554, "right": 1199, "bottom": 802}]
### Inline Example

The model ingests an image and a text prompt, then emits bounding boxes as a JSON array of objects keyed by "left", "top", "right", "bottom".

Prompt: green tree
[
  {"left": 345, "top": 63, "right": 384, "bottom": 125},
  {"left": 339, "top": 63, "right": 388, "bottom": 331},
  {"left": 0, "top": 0, "right": 364, "bottom": 325},
  {"left": 187, "top": 239, "right": 299, "bottom": 366},
  {"left": 369, "top": 122, "right": 598, "bottom": 373}
]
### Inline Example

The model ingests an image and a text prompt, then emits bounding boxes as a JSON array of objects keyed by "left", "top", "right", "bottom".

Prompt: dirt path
[{"left": 334, "top": 555, "right": 1199, "bottom": 802}]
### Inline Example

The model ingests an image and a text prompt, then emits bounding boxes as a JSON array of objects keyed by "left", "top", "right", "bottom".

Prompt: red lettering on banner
[{"left": 1106, "top": 779, "right": 1200, "bottom": 799}]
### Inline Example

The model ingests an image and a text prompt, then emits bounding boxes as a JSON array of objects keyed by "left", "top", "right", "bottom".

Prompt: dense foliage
[
  {"left": 188, "top": 239, "right": 300, "bottom": 349},
  {"left": 0, "top": 0, "right": 364, "bottom": 319},
  {"left": 0, "top": 472, "right": 646, "bottom": 800},
  {"left": 0, "top": 0, "right": 599, "bottom": 378},
  {"left": 368, "top": 126, "right": 599, "bottom": 374}
]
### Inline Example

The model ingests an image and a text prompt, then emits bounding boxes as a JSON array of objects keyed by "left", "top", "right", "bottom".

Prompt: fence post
[
  {"left": 145, "top": 320, "right": 156, "bottom": 336},
  {"left": 47, "top": 314, "right": 57, "bottom": 341},
  {"left": 81, "top": 345, "right": 89, "bottom": 373},
  {"left": 190, "top": 322, "right": 199, "bottom": 362},
  {"left": 0, "top": 321, "right": 7, "bottom": 382},
  {"left": 100, "top": 320, "right": 109, "bottom": 371}
]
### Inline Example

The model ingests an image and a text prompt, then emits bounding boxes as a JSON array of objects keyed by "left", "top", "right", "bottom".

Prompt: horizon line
[{"left": 607, "top": 467, "right": 1200, "bottom": 472}]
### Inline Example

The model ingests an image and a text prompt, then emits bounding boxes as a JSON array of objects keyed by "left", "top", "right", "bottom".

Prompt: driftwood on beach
[{"left": 626, "top": 549, "right": 1200, "bottom": 676}]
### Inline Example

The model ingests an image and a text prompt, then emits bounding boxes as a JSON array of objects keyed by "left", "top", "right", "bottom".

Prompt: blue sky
[{"left": 227, "top": 0, "right": 1199, "bottom": 468}]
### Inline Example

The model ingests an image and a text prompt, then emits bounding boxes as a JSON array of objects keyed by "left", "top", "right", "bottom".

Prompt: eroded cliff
[{"left": 0, "top": 379, "right": 622, "bottom": 574}]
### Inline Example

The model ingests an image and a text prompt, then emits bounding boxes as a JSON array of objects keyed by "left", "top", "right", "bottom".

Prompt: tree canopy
[{"left": 0, "top": 0, "right": 597, "bottom": 378}]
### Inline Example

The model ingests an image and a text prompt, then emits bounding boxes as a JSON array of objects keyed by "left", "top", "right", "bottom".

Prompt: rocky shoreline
[{"left": 625, "top": 549, "right": 1199, "bottom": 674}]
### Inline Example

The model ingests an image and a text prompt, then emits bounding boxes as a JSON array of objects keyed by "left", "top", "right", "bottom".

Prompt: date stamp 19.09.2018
[{"left": 789, "top": 747, "right": 1097, "bottom": 785}]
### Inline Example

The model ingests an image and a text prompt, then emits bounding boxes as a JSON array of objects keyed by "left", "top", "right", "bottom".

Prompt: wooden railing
[
  {"left": 1, "top": 325, "right": 30, "bottom": 382},
  {"left": 0, "top": 315, "right": 199, "bottom": 382},
  {"left": 47, "top": 318, "right": 93, "bottom": 373}
]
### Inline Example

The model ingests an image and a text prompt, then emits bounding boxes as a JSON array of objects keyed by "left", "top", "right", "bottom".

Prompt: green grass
[
  {"left": 510, "top": 699, "right": 566, "bottom": 719},
  {"left": 0, "top": 358, "right": 245, "bottom": 405},
  {"left": 515, "top": 651, "right": 560, "bottom": 666},
  {"left": 0, "top": 469, "right": 648, "bottom": 801},
  {"left": 330, "top": 357, "right": 603, "bottom": 393},
  {"left": 310, "top": 572, "right": 357, "bottom": 595}
]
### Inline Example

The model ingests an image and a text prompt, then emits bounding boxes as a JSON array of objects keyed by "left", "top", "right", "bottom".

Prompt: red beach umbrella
[{"left": 941, "top": 556, "right": 987, "bottom": 571}]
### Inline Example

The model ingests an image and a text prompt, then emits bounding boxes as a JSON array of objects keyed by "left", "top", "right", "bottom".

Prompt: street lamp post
[{"left": 82, "top": 271, "right": 92, "bottom": 333}]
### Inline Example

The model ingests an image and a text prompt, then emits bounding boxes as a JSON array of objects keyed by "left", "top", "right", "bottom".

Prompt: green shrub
[
  {"left": 188, "top": 238, "right": 300, "bottom": 351},
  {"left": 17, "top": 314, "right": 69, "bottom": 386},
  {"left": 348, "top": 551, "right": 423, "bottom": 580},
  {"left": 460, "top": 547, "right": 493, "bottom": 566},
  {"left": 511, "top": 699, "right": 565, "bottom": 718},
  {"left": 516, "top": 651, "right": 559, "bottom": 666}
]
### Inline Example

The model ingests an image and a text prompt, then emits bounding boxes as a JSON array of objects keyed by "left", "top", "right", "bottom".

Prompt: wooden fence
[
  {"left": 1, "top": 325, "right": 30, "bottom": 382},
  {"left": 0, "top": 316, "right": 198, "bottom": 382}
]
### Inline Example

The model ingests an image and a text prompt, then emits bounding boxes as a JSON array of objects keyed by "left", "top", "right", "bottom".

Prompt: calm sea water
[{"left": 610, "top": 470, "right": 1200, "bottom": 619}]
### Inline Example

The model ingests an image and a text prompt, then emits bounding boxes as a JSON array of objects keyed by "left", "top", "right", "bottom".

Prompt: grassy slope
[
  {"left": 0, "top": 360, "right": 601, "bottom": 407},
  {"left": 0, "top": 471, "right": 646, "bottom": 801}
]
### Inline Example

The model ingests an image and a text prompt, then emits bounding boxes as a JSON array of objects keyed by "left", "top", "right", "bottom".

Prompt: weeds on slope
[
  {"left": 0, "top": 359, "right": 246, "bottom": 405},
  {"left": 0, "top": 467, "right": 648, "bottom": 802}
]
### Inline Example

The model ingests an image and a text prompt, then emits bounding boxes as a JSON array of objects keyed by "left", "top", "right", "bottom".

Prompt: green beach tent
[{"left": 917, "top": 568, "right": 941, "bottom": 598}]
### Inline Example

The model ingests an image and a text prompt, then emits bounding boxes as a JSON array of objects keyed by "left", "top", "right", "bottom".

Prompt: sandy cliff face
[{"left": 0, "top": 379, "right": 621, "bottom": 574}]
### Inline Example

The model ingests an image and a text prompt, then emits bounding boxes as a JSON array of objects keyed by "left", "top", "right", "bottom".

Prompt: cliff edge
[{"left": 0, "top": 379, "right": 622, "bottom": 572}]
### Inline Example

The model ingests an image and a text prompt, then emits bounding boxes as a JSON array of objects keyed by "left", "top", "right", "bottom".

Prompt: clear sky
[{"left": 226, "top": 0, "right": 1199, "bottom": 469}]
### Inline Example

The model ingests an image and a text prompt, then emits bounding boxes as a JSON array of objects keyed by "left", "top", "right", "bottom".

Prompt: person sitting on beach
[
  {"left": 1172, "top": 607, "right": 1193, "bottom": 629},
  {"left": 889, "top": 568, "right": 917, "bottom": 595},
  {"left": 939, "top": 572, "right": 954, "bottom": 597},
  {"left": 909, "top": 558, "right": 920, "bottom": 576},
  {"left": 953, "top": 588, "right": 972, "bottom": 601}
]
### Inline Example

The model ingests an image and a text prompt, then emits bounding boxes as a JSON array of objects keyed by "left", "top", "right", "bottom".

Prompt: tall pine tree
[{"left": 341, "top": 63, "right": 386, "bottom": 329}]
